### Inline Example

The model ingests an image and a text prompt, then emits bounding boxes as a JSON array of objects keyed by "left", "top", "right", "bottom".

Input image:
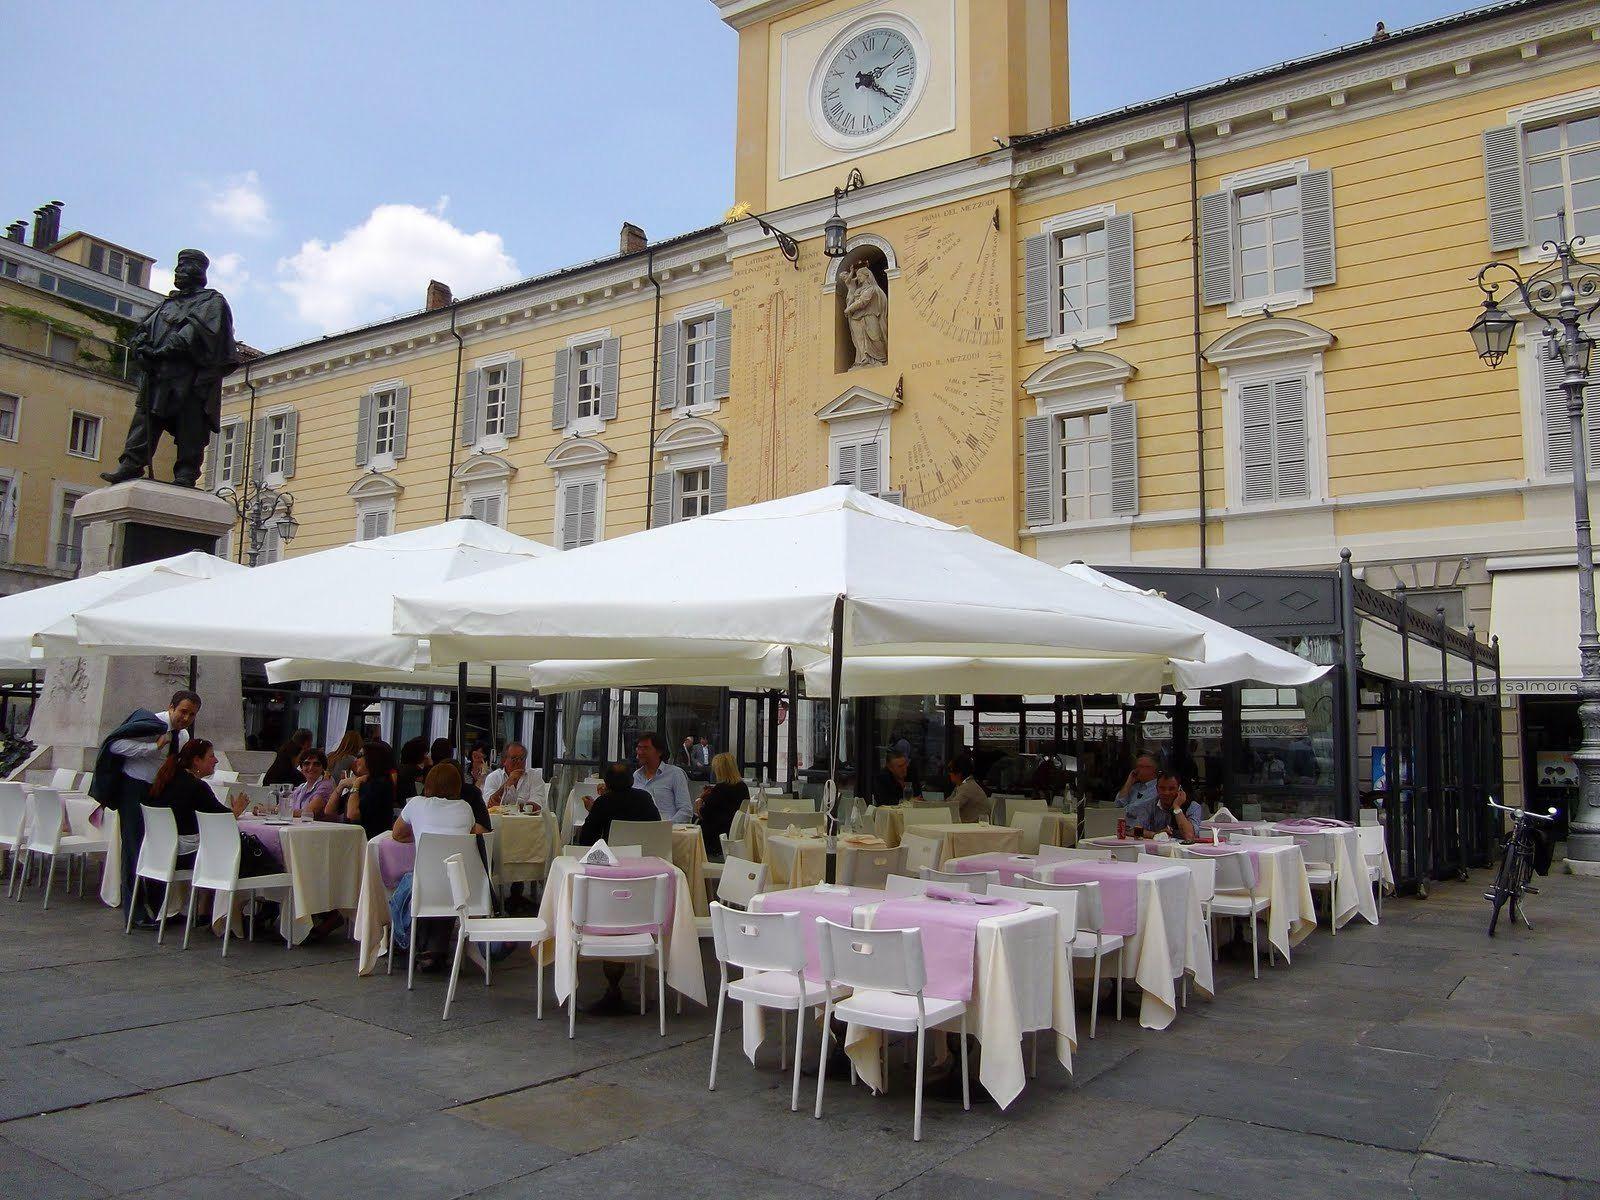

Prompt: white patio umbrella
[
  {"left": 73, "top": 519, "right": 557, "bottom": 671},
  {"left": 264, "top": 654, "right": 536, "bottom": 692},
  {"left": 0, "top": 551, "right": 245, "bottom": 666}
]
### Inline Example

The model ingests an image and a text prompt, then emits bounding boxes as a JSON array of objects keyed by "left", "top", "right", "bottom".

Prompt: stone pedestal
[{"left": 27, "top": 480, "right": 251, "bottom": 771}]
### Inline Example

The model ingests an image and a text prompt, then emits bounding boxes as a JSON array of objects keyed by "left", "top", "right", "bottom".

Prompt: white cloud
[
  {"left": 277, "top": 203, "right": 520, "bottom": 333},
  {"left": 208, "top": 252, "right": 250, "bottom": 291},
  {"left": 206, "top": 170, "right": 272, "bottom": 236},
  {"left": 148, "top": 264, "right": 174, "bottom": 295}
]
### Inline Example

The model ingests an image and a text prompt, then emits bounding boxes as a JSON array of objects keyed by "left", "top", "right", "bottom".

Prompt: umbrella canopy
[
  {"left": 396, "top": 487, "right": 1208, "bottom": 667},
  {"left": 0, "top": 551, "right": 245, "bottom": 666},
  {"left": 265, "top": 653, "right": 536, "bottom": 692},
  {"left": 74, "top": 520, "right": 556, "bottom": 670}
]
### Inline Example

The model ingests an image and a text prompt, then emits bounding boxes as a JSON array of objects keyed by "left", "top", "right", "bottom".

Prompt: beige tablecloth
[
  {"left": 1011, "top": 810, "right": 1077, "bottom": 852},
  {"left": 210, "top": 820, "right": 365, "bottom": 945},
  {"left": 670, "top": 825, "right": 710, "bottom": 916},
  {"left": 354, "top": 832, "right": 395, "bottom": 975},
  {"left": 1224, "top": 843, "right": 1316, "bottom": 961},
  {"left": 900, "top": 824, "right": 1023, "bottom": 872},
  {"left": 1318, "top": 827, "right": 1379, "bottom": 928},
  {"left": 866, "top": 802, "right": 961, "bottom": 848},
  {"left": 491, "top": 810, "right": 558, "bottom": 886},
  {"left": 536, "top": 856, "right": 706, "bottom": 1007},
  {"left": 764, "top": 831, "right": 827, "bottom": 889}
]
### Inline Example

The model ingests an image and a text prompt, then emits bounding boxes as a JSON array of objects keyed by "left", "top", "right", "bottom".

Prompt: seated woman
[
  {"left": 575, "top": 761, "right": 660, "bottom": 846},
  {"left": 146, "top": 738, "right": 249, "bottom": 859},
  {"left": 262, "top": 729, "right": 313, "bottom": 787},
  {"left": 328, "top": 739, "right": 398, "bottom": 839},
  {"left": 388, "top": 762, "right": 487, "bottom": 971},
  {"left": 695, "top": 752, "right": 749, "bottom": 859},
  {"left": 395, "top": 735, "right": 430, "bottom": 803},
  {"left": 289, "top": 749, "right": 337, "bottom": 819}
]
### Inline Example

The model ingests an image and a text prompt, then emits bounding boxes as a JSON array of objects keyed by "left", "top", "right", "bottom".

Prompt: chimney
[
  {"left": 5, "top": 221, "right": 24, "bottom": 243},
  {"left": 425, "top": 279, "right": 452, "bottom": 311},
  {"left": 619, "top": 222, "right": 647, "bottom": 256},
  {"left": 31, "top": 206, "right": 50, "bottom": 248}
]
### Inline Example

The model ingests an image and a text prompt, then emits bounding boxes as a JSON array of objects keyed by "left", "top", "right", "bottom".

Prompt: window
[
  {"left": 1526, "top": 113, "right": 1600, "bottom": 243},
  {"left": 68, "top": 412, "right": 100, "bottom": 459},
  {"left": 1238, "top": 376, "right": 1310, "bottom": 505},
  {"left": 54, "top": 489, "right": 88, "bottom": 571},
  {"left": 1236, "top": 180, "right": 1303, "bottom": 301},
  {"left": 266, "top": 413, "right": 290, "bottom": 476},
  {"left": 678, "top": 466, "right": 711, "bottom": 521},
  {"left": 1532, "top": 331, "right": 1600, "bottom": 477},
  {"left": 560, "top": 479, "right": 600, "bottom": 550},
  {"left": 0, "top": 473, "right": 16, "bottom": 562},
  {"left": 210, "top": 421, "right": 245, "bottom": 488},
  {"left": 832, "top": 435, "right": 884, "bottom": 496},
  {"left": 1055, "top": 227, "right": 1108, "bottom": 336},
  {"left": 372, "top": 389, "right": 398, "bottom": 457},
  {"left": 1059, "top": 411, "right": 1112, "bottom": 521},
  {"left": 49, "top": 332, "right": 79, "bottom": 365},
  {"left": 467, "top": 492, "right": 505, "bottom": 527},
  {"left": 481, "top": 365, "right": 508, "bottom": 437},
  {"left": 681, "top": 317, "right": 716, "bottom": 408},
  {"left": 358, "top": 507, "right": 392, "bottom": 541},
  {"left": 572, "top": 344, "right": 603, "bottom": 420},
  {"left": 0, "top": 393, "right": 17, "bottom": 442}
]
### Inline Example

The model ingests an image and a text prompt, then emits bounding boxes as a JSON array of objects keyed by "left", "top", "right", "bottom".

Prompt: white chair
[
  {"left": 1359, "top": 808, "right": 1380, "bottom": 826},
  {"left": 1011, "top": 809, "right": 1050, "bottom": 853},
  {"left": 838, "top": 844, "right": 906, "bottom": 888},
  {"left": 988, "top": 881, "right": 1078, "bottom": 1075},
  {"left": 1019, "top": 876, "right": 1123, "bottom": 1037},
  {"left": 920, "top": 866, "right": 996, "bottom": 894},
  {"left": 125, "top": 805, "right": 192, "bottom": 941},
  {"left": 708, "top": 903, "right": 845, "bottom": 1111},
  {"left": 393, "top": 833, "right": 495, "bottom": 988},
  {"left": 1001, "top": 795, "right": 1047, "bottom": 823},
  {"left": 1291, "top": 831, "right": 1340, "bottom": 933},
  {"left": 609, "top": 820, "right": 673, "bottom": 861},
  {"left": 719, "top": 833, "right": 751, "bottom": 862},
  {"left": 1357, "top": 824, "right": 1387, "bottom": 916},
  {"left": 1233, "top": 833, "right": 1293, "bottom": 845},
  {"left": 0, "top": 782, "right": 29, "bottom": 897},
  {"left": 1081, "top": 808, "right": 1122, "bottom": 839},
  {"left": 211, "top": 769, "right": 239, "bottom": 784},
  {"left": 441, "top": 853, "right": 549, "bottom": 1020},
  {"left": 48, "top": 768, "right": 78, "bottom": 791},
  {"left": 1198, "top": 849, "right": 1271, "bottom": 978},
  {"left": 902, "top": 807, "right": 952, "bottom": 827},
  {"left": 770, "top": 810, "right": 826, "bottom": 832},
  {"left": 696, "top": 856, "right": 767, "bottom": 936},
  {"left": 1039, "top": 845, "right": 1113, "bottom": 863},
  {"left": 568, "top": 870, "right": 672, "bottom": 1038},
  {"left": 18, "top": 788, "right": 106, "bottom": 909},
  {"left": 768, "top": 794, "right": 817, "bottom": 813},
  {"left": 1170, "top": 849, "right": 1219, "bottom": 964},
  {"left": 813, "top": 917, "right": 969, "bottom": 1141},
  {"left": 183, "top": 811, "right": 295, "bottom": 956},
  {"left": 883, "top": 873, "right": 934, "bottom": 897}
]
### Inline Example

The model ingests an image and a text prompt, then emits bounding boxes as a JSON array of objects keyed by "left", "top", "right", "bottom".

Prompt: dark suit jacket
[{"left": 576, "top": 787, "right": 661, "bottom": 846}]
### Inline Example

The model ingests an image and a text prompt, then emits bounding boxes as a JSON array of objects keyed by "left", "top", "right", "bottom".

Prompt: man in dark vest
[
  {"left": 89, "top": 689, "right": 201, "bottom": 926},
  {"left": 100, "top": 248, "right": 234, "bottom": 488}
]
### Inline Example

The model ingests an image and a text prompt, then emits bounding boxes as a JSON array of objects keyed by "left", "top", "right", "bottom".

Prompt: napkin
[
  {"left": 814, "top": 882, "right": 852, "bottom": 894},
  {"left": 842, "top": 834, "right": 886, "bottom": 848},
  {"left": 924, "top": 886, "right": 1010, "bottom": 906},
  {"left": 580, "top": 840, "right": 619, "bottom": 866}
]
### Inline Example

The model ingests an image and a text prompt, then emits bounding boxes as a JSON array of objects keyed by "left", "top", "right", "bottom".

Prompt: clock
[
  {"left": 812, "top": 20, "right": 924, "bottom": 147},
  {"left": 901, "top": 202, "right": 1006, "bottom": 349}
]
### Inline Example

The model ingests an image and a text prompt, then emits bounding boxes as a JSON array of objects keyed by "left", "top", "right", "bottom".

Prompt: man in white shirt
[
  {"left": 634, "top": 732, "right": 691, "bottom": 823},
  {"left": 483, "top": 743, "right": 543, "bottom": 812}
]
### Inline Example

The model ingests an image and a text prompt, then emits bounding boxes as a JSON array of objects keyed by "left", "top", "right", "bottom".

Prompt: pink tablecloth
[
  {"left": 870, "top": 891, "right": 1028, "bottom": 1002},
  {"left": 945, "top": 852, "right": 1044, "bottom": 887},
  {"left": 1038, "top": 860, "right": 1169, "bottom": 937},
  {"left": 754, "top": 884, "right": 887, "bottom": 981}
]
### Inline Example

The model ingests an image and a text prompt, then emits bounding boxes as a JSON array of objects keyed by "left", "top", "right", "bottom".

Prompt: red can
[{"left": 1117, "top": 817, "right": 1127, "bottom": 839}]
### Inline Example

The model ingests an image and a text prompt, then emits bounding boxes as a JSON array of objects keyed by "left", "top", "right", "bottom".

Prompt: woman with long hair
[
  {"left": 262, "top": 729, "right": 314, "bottom": 787},
  {"left": 327, "top": 729, "right": 365, "bottom": 781},
  {"left": 329, "top": 738, "right": 398, "bottom": 839},
  {"left": 695, "top": 751, "right": 749, "bottom": 858}
]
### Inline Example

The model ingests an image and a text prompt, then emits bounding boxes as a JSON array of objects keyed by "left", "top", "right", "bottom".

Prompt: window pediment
[
  {"left": 1203, "top": 317, "right": 1334, "bottom": 367},
  {"left": 816, "top": 385, "right": 900, "bottom": 423},
  {"left": 1023, "top": 350, "right": 1136, "bottom": 398},
  {"left": 653, "top": 415, "right": 727, "bottom": 456},
  {"left": 453, "top": 452, "right": 517, "bottom": 483},
  {"left": 347, "top": 472, "right": 403, "bottom": 501},
  {"left": 545, "top": 436, "right": 615, "bottom": 470}
]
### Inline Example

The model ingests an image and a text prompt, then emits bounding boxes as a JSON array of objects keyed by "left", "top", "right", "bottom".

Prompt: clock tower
[{"left": 717, "top": 0, "right": 1069, "bottom": 212}]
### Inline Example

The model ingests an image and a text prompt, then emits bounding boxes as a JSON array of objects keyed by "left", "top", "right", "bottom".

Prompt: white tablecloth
[
  {"left": 536, "top": 856, "right": 706, "bottom": 1007},
  {"left": 354, "top": 832, "right": 395, "bottom": 975},
  {"left": 746, "top": 889, "right": 1074, "bottom": 1110},
  {"left": 212, "top": 820, "right": 365, "bottom": 944},
  {"left": 1323, "top": 827, "right": 1379, "bottom": 928},
  {"left": 560, "top": 781, "right": 601, "bottom": 843},
  {"left": 900, "top": 824, "right": 1023, "bottom": 872}
]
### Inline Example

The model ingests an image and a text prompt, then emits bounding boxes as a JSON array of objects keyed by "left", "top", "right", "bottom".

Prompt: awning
[{"left": 1490, "top": 568, "right": 1578, "bottom": 680}]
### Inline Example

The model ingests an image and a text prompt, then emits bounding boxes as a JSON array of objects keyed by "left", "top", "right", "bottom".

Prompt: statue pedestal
[{"left": 27, "top": 481, "right": 253, "bottom": 772}]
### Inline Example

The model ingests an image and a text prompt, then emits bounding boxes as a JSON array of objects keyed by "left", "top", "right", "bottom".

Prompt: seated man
[
  {"left": 483, "top": 742, "right": 543, "bottom": 812},
  {"left": 872, "top": 751, "right": 921, "bottom": 807},
  {"left": 1124, "top": 770, "right": 1203, "bottom": 841},
  {"left": 1115, "top": 754, "right": 1160, "bottom": 810},
  {"left": 576, "top": 761, "right": 661, "bottom": 846}
]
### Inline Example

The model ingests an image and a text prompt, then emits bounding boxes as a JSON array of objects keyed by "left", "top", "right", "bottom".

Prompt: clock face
[{"left": 817, "top": 26, "right": 918, "bottom": 141}]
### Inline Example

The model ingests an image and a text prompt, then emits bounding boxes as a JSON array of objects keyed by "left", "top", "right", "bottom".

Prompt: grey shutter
[
  {"left": 224, "top": 424, "right": 242, "bottom": 485},
  {"left": 657, "top": 321, "right": 679, "bottom": 409},
  {"left": 652, "top": 469, "right": 675, "bottom": 528},
  {"left": 250, "top": 416, "right": 269, "bottom": 482},
  {"left": 835, "top": 441, "right": 859, "bottom": 487},
  {"left": 1240, "top": 382, "right": 1274, "bottom": 503},
  {"left": 204, "top": 430, "right": 220, "bottom": 489},
  {"left": 355, "top": 394, "right": 373, "bottom": 467},
  {"left": 708, "top": 461, "right": 728, "bottom": 513},
  {"left": 1104, "top": 212, "right": 1135, "bottom": 326},
  {"left": 600, "top": 336, "right": 621, "bottom": 421},
  {"left": 393, "top": 385, "right": 410, "bottom": 460},
  {"left": 503, "top": 359, "right": 523, "bottom": 438},
  {"left": 1023, "top": 233, "right": 1051, "bottom": 340},
  {"left": 561, "top": 483, "right": 582, "bottom": 550},
  {"left": 1483, "top": 124, "right": 1530, "bottom": 252},
  {"left": 879, "top": 489, "right": 905, "bottom": 507},
  {"left": 1298, "top": 168, "right": 1336, "bottom": 289},
  {"left": 280, "top": 411, "right": 298, "bottom": 479},
  {"left": 1023, "top": 414, "right": 1054, "bottom": 526},
  {"left": 712, "top": 309, "right": 732, "bottom": 400},
  {"left": 550, "top": 348, "right": 570, "bottom": 429},
  {"left": 461, "top": 368, "right": 481, "bottom": 446},
  {"left": 577, "top": 481, "right": 599, "bottom": 547},
  {"left": 1107, "top": 400, "right": 1139, "bottom": 515},
  {"left": 1539, "top": 344, "right": 1600, "bottom": 475},
  {"left": 1272, "top": 377, "right": 1310, "bottom": 499},
  {"left": 857, "top": 439, "right": 882, "bottom": 495},
  {"left": 1200, "top": 189, "right": 1236, "bottom": 305}
]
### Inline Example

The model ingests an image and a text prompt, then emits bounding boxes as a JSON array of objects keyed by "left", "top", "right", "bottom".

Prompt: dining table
[
  {"left": 1273, "top": 820, "right": 1381, "bottom": 927},
  {"left": 220, "top": 817, "right": 366, "bottom": 944},
  {"left": 900, "top": 823, "right": 1024, "bottom": 872},
  {"left": 1159, "top": 839, "right": 1318, "bottom": 961}
]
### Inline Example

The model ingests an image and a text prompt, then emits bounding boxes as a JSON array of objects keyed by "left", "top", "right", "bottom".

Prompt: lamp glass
[
  {"left": 824, "top": 211, "right": 847, "bottom": 258},
  {"left": 1469, "top": 300, "right": 1516, "bottom": 366},
  {"left": 277, "top": 512, "right": 300, "bottom": 543}
]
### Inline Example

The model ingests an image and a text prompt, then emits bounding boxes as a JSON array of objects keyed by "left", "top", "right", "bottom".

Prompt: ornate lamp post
[
  {"left": 216, "top": 479, "right": 299, "bottom": 567},
  {"left": 1470, "top": 213, "right": 1600, "bottom": 866}
]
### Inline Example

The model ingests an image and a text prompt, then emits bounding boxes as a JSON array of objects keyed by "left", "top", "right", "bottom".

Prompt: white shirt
[
  {"left": 109, "top": 713, "right": 190, "bottom": 785},
  {"left": 484, "top": 767, "right": 544, "bottom": 809},
  {"left": 399, "top": 795, "right": 475, "bottom": 837}
]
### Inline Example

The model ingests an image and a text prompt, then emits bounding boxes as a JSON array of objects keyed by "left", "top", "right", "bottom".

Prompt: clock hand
[{"left": 855, "top": 72, "right": 895, "bottom": 101}]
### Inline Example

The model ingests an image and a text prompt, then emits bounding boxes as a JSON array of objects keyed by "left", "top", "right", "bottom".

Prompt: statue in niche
[{"left": 843, "top": 264, "right": 888, "bottom": 368}]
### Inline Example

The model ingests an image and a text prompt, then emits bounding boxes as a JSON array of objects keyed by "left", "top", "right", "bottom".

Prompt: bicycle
[{"left": 1485, "top": 799, "right": 1558, "bottom": 936}]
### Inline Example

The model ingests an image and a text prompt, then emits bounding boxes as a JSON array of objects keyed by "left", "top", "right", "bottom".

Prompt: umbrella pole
[
  {"left": 456, "top": 662, "right": 467, "bottom": 759},
  {"left": 786, "top": 649, "right": 798, "bottom": 797},
  {"left": 825, "top": 596, "right": 844, "bottom": 884},
  {"left": 489, "top": 666, "right": 499, "bottom": 758}
]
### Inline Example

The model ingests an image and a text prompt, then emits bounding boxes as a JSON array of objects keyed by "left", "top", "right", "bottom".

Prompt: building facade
[{"left": 217, "top": 0, "right": 1599, "bottom": 812}]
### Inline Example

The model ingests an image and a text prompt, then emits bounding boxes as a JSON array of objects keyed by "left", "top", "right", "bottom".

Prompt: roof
[{"left": 48, "top": 230, "right": 156, "bottom": 263}]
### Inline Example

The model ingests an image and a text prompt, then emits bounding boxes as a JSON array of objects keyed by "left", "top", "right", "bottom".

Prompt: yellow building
[
  {"left": 219, "top": 0, "right": 1598, "bottom": 810},
  {"left": 0, "top": 201, "right": 163, "bottom": 595}
]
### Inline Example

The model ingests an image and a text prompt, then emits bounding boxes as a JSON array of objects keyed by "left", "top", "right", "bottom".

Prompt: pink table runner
[
  {"left": 945, "top": 852, "right": 1043, "bottom": 887},
  {"left": 757, "top": 884, "right": 887, "bottom": 981},
  {"left": 869, "top": 889, "right": 1028, "bottom": 1002},
  {"left": 376, "top": 836, "right": 416, "bottom": 888},
  {"left": 237, "top": 818, "right": 290, "bottom": 864},
  {"left": 1036, "top": 860, "right": 1171, "bottom": 938},
  {"left": 582, "top": 856, "right": 676, "bottom": 935}
]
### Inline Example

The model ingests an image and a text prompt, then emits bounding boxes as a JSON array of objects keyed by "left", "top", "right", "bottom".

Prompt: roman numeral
[
  {"left": 864, "top": 34, "right": 876, "bottom": 50},
  {"left": 897, "top": 63, "right": 911, "bottom": 77},
  {"left": 893, "top": 84, "right": 908, "bottom": 100},
  {"left": 824, "top": 87, "right": 840, "bottom": 103},
  {"left": 890, "top": 46, "right": 905, "bottom": 63},
  {"left": 845, "top": 47, "right": 856, "bottom": 61},
  {"left": 827, "top": 100, "right": 844, "bottom": 118}
]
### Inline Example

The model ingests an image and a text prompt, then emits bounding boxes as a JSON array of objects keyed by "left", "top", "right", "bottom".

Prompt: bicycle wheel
[{"left": 1487, "top": 841, "right": 1518, "bottom": 937}]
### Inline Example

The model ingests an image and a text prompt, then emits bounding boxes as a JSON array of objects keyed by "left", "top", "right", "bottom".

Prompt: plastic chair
[
  {"left": 768, "top": 794, "right": 817, "bottom": 813},
  {"left": 184, "top": 811, "right": 295, "bottom": 957},
  {"left": 48, "top": 768, "right": 78, "bottom": 791},
  {"left": 124, "top": 805, "right": 192, "bottom": 941},
  {"left": 568, "top": 870, "right": 672, "bottom": 1038},
  {"left": 838, "top": 844, "right": 906, "bottom": 888},
  {"left": 0, "top": 782, "right": 29, "bottom": 898},
  {"left": 1171, "top": 850, "right": 1218, "bottom": 961},
  {"left": 211, "top": 769, "right": 239, "bottom": 784},
  {"left": 708, "top": 904, "right": 845, "bottom": 1111},
  {"left": 1001, "top": 795, "right": 1048, "bottom": 823},
  {"left": 1039, "top": 845, "right": 1113, "bottom": 863},
  {"left": 696, "top": 856, "right": 768, "bottom": 937},
  {"left": 770, "top": 810, "right": 826, "bottom": 832},
  {"left": 441, "top": 853, "right": 549, "bottom": 1020},
  {"left": 902, "top": 807, "right": 952, "bottom": 827},
  {"left": 1081, "top": 808, "right": 1122, "bottom": 839},
  {"left": 1357, "top": 823, "right": 1387, "bottom": 916},
  {"left": 1290, "top": 830, "right": 1340, "bottom": 934},
  {"left": 1019, "top": 876, "right": 1123, "bottom": 1036},
  {"left": 394, "top": 833, "right": 495, "bottom": 989},
  {"left": 1197, "top": 849, "right": 1271, "bottom": 978},
  {"left": 813, "top": 917, "right": 968, "bottom": 1141},
  {"left": 719, "top": 833, "right": 751, "bottom": 863},
  {"left": 988, "top": 881, "right": 1078, "bottom": 1074},
  {"left": 920, "top": 866, "right": 997, "bottom": 894},
  {"left": 18, "top": 788, "right": 106, "bottom": 910},
  {"left": 609, "top": 820, "right": 673, "bottom": 861},
  {"left": 882, "top": 873, "right": 934, "bottom": 897}
]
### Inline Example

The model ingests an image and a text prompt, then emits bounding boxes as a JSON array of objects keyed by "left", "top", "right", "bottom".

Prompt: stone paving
[{"left": 1, "top": 863, "right": 1597, "bottom": 1199}]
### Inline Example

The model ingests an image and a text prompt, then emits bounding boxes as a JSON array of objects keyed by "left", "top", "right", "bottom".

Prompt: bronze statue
[
  {"left": 101, "top": 249, "right": 235, "bottom": 488},
  {"left": 843, "top": 264, "right": 888, "bottom": 368}
]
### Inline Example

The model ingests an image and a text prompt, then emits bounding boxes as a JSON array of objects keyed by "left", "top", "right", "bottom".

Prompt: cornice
[{"left": 712, "top": 0, "right": 810, "bottom": 30}]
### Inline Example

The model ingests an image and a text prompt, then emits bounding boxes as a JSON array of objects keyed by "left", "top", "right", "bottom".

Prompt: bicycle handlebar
[{"left": 1487, "top": 799, "right": 1558, "bottom": 821}]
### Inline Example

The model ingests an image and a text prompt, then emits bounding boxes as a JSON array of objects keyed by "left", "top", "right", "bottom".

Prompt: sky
[{"left": 5, "top": 0, "right": 1497, "bottom": 352}]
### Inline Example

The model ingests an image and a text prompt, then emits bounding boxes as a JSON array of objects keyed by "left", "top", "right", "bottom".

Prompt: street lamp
[
  {"left": 1469, "top": 212, "right": 1600, "bottom": 866},
  {"left": 216, "top": 478, "right": 298, "bottom": 567},
  {"left": 823, "top": 168, "right": 868, "bottom": 259}
]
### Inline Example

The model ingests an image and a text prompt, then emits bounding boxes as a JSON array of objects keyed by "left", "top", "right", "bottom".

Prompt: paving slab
[
  {"left": 0, "top": 1133, "right": 108, "bottom": 1200},
  {"left": 157, "top": 1074, "right": 371, "bottom": 1150},
  {"left": 0, "top": 1045, "right": 141, "bottom": 1121}
]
